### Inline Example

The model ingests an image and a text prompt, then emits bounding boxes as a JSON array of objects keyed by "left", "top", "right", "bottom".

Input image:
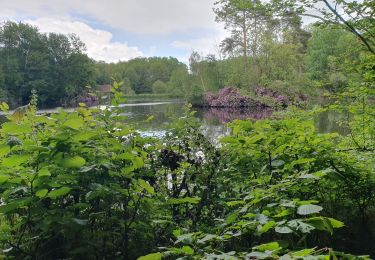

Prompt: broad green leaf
[
  {"left": 60, "top": 156, "right": 86, "bottom": 168},
  {"left": 0, "top": 144, "right": 10, "bottom": 157},
  {"left": 38, "top": 168, "right": 51, "bottom": 177},
  {"left": 254, "top": 241, "right": 280, "bottom": 252},
  {"left": 137, "top": 253, "right": 162, "bottom": 260},
  {"left": 0, "top": 175, "right": 9, "bottom": 184},
  {"left": 172, "top": 229, "right": 181, "bottom": 237},
  {"left": 259, "top": 221, "right": 276, "bottom": 234},
  {"left": 132, "top": 157, "right": 144, "bottom": 168},
  {"left": 63, "top": 117, "right": 84, "bottom": 130},
  {"left": 225, "top": 212, "right": 239, "bottom": 224},
  {"left": 297, "top": 204, "right": 323, "bottom": 215},
  {"left": 292, "top": 248, "right": 315, "bottom": 257},
  {"left": 306, "top": 217, "right": 334, "bottom": 235},
  {"left": 48, "top": 187, "right": 71, "bottom": 199},
  {"left": 0, "top": 198, "right": 32, "bottom": 213},
  {"left": 138, "top": 179, "right": 154, "bottom": 194},
  {"left": 197, "top": 234, "right": 217, "bottom": 244},
  {"left": 167, "top": 197, "right": 200, "bottom": 205},
  {"left": 2, "top": 122, "right": 31, "bottom": 134},
  {"left": 274, "top": 209, "right": 291, "bottom": 218},
  {"left": 327, "top": 218, "right": 345, "bottom": 228},
  {"left": 271, "top": 160, "right": 285, "bottom": 167},
  {"left": 35, "top": 189, "right": 48, "bottom": 198},
  {"left": 72, "top": 218, "right": 89, "bottom": 225},
  {"left": 3, "top": 154, "right": 29, "bottom": 167},
  {"left": 275, "top": 226, "right": 293, "bottom": 234},
  {"left": 226, "top": 200, "right": 245, "bottom": 207},
  {"left": 73, "top": 132, "right": 97, "bottom": 142},
  {"left": 175, "top": 233, "right": 195, "bottom": 244},
  {"left": 181, "top": 246, "right": 194, "bottom": 255}
]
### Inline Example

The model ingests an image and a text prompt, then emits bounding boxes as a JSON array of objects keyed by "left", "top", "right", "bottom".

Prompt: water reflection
[
  {"left": 197, "top": 107, "right": 273, "bottom": 124},
  {"left": 0, "top": 101, "right": 346, "bottom": 139}
]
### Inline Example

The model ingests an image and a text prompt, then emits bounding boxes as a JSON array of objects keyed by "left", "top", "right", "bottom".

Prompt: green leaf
[
  {"left": 132, "top": 157, "right": 144, "bottom": 168},
  {"left": 72, "top": 218, "right": 89, "bottom": 225},
  {"left": 167, "top": 197, "right": 200, "bottom": 205},
  {"left": 138, "top": 179, "right": 154, "bottom": 194},
  {"left": 2, "top": 122, "right": 31, "bottom": 134},
  {"left": 0, "top": 144, "right": 10, "bottom": 157},
  {"left": 253, "top": 241, "right": 280, "bottom": 252},
  {"left": 292, "top": 248, "right": 315, "bottom": 257},
  {"left": 181, "top": 246, "right": 194, "bottom": 255},
  {"left": 297, "top": 204, "right": 323, "bottom": 215},
  {"left": 0, "top": 198, "right": 32, "bottom": 213},
  {"left": 275, "top": 226, "right": 293, "bottom": 234},
  {"left": 225, "top": 212, "right": 239, "bottom": 224},
  {"left": 137, "top": 253, "right": 162, "bottom": 260},
  {"left": 271, "top": 160, "right": 285, "bottom": 167},
  {"left": 327, "top": 218, "right": 345, "bottom": 228},
  {"left": 226, "top": 200, "right": 245, "bottom": 207},
  {"left": 3, "top": 154, "right": 29, "bottom": 167},
  {"left": 172, "top": 229, "right": 181, "bottom": 237},
  {"left": 306, "top": 217, "right": 334, "bottom": 235},
  {"left": 63, "top": 118, "right": 84, "bottom": 130},
  {"left": 0, "top": 175, "right": 9, "bottom": 184},
  {"left": 60, "top": 156, "right": 86, "bottom": 168},
  {"left": 48, "top": 187, "right": 71, "bottom": 199},
  {"left": 38, "top": 168, "right": 51, "bottom": 177},
  {"left": 274, "top": 209, "right": 291, "bottom": 218},
  {"left": 197, "top": 234, "right": 217, "bottom": 244},
  {"left": 35, "top": 189, "right": 48, "bottom": 198},
  {"left": 259, "top": 221, "right": 276, "bottom": 234},
  {"left": 175, "top": 233, "right": 195, "bottom": 244}
]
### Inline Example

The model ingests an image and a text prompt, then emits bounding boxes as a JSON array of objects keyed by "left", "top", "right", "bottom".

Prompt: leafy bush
[{"left": 0, "top": 83, "right": 372, "bottom": 259}]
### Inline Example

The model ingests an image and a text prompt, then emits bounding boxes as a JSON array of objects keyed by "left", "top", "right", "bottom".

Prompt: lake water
[
  {"left": 0, "top": 100, "right": 347, "bottom": 139},
  {"left": 116, "top": 100, "right": 347, "bottom": 138}
]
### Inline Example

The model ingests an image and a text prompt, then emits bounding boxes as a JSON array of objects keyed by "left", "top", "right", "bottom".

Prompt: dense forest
[
  {"left": 0, "top": 0, "right": 374, "bottom": 259},
  {"left": 0, "top": 0, "right": 370, "bottom": 108}
]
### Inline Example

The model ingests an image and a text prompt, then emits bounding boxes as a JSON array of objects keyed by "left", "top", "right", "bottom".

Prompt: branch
[{"left": 322, "top": 0, "right": 374, "bottom": 54}]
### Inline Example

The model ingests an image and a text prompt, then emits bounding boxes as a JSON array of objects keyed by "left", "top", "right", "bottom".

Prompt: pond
[
  {"left": 0, "top": 100, "right": 347, "bottom": 139},
  {"left": 115, "top": 100, "right": 348, "bottom": 138}
]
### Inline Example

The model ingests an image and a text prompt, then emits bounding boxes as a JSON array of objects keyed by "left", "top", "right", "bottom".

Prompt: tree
[
  {"left": 0, "top": 21, "right": 95, "bottom": 108},
  {"left": 270, "top": 0, "right": 375, "bottom": 53},
  {"left": 214, "top": 0, "right": 269, "bottom": 58}
]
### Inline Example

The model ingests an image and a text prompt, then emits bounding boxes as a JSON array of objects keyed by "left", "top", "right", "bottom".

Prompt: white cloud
[
  {"left": 26, "top": 18, "right": 143, "bottom": 62},
  {"left": 171, "top": 26, "right": 229, "bottom": 62},
  {"left": 0, "top": 0, "right": 219, "bottom": 35}
]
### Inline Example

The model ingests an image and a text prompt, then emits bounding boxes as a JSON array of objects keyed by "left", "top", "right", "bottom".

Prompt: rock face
[{"left": 204, "top": 87, "right": 259, "bottom": 108}]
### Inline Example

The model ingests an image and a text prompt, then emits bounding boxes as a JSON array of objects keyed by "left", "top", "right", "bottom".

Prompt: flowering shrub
[
  {"left": 204, "top": 87, "right": 258, "bottom": 107},
  {"left": 255, "top": 86, "right": 308, "bottom": 108}
]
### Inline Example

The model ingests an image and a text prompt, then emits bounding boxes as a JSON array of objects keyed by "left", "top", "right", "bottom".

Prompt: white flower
[{"left": 195, "top": 151, "right": 206, "bottom": 163}]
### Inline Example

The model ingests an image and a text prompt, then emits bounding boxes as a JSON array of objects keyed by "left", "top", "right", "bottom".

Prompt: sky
[{"left": 0, "top": 0, "right": 229, "bottom": 63}]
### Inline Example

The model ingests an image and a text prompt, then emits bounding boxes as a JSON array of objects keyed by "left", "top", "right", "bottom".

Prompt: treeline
[
  {"left": 95, "top": 57, "right": 188, "bottom": 95},
  {"left": 0, "top": 3, "right": 367, "bottom": 108},
  {"left": 93, "top": 3, "right": 365, "bottom": 104},
  {"left": 0, "top": 21, "right": 95, "bottom": 108}
]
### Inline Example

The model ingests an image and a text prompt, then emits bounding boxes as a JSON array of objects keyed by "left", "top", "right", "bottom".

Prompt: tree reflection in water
[{"left": 202, "top": 107, "right": 273, "bottom": 124}]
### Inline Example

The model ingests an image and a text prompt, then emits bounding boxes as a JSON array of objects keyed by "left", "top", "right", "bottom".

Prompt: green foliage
[
  {"left": 94, "top": 57, "right": 188, "bottom": 95},
  {"left": 0, "top": 82, "right": 372, "bottom": 259},
  {"left": 0, "top": 21, "right": 95, "bottom": 108}
]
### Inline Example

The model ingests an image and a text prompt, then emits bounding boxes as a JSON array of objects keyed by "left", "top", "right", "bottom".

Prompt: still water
[
  {"left": 0, "top": 100, "right": 346, "bottom": 138},
  {"left": 115, "top": 100, "right": 347, "bottom": 138}
]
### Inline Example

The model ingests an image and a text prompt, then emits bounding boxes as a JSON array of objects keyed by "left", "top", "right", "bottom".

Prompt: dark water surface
[
  {"left": 115, "top": 100, "right": 347, "bottom": 138},
  {"left": 0, "top": 100, "right": 346, "bottom": 138}
]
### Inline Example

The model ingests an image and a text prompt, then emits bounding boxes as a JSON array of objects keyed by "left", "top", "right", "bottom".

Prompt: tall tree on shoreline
[{"left": 214, "top": 0, "right": 269, "bottom": 58}]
